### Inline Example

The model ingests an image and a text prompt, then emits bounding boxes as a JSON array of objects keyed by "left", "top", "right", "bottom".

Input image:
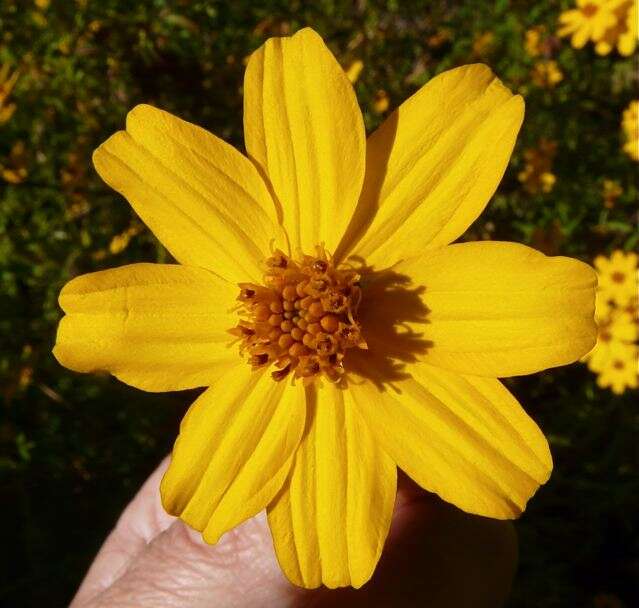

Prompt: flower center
[
  {"left": 230, "top": 247, "right": 367, "bottom": 383},
  {"left": 611, "top": 271, "right": 625, "bottom": 284},
  {"left": 582, "top": 3, "right": 598, "bottom": 17}
]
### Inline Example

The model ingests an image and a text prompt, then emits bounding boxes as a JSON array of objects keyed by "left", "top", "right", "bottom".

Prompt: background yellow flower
[
  {"left": 559, "top": 0, "right": 638, "bottom": 55},
  {"left": 371, "top": 88, "right": 389, "bottom": 113},
  {"left": 602, "top": 178, "right": 623, "bottom": 207},
  {"left": 558, "top": 0, "right": 617, "bottom": 49},
  {"left": 592, "top": 341, "right": 639, "bottom": 393},
  {"left": 585, "top": 251, "right": 639, "bottom": 394},
  {"left": 0, "top": 62, "right": 19, "bottom": 124},
  {"left": 531, "top": 60, "right": 564, "bottom": 88},
  {"left": 518, "top": 138, "right": 558, "bottom": 193},
  {"left": 621, "top": 100, "right": 639, "bottom": 160},
  {"left": 345, "top": 58, "right": 364, "bottom": 83},
  {"left": 525, "top": 26, "right": 546, "bottom": 56},
  {"left": 595, "top": 249, "right": 638, "bottom": 306}
]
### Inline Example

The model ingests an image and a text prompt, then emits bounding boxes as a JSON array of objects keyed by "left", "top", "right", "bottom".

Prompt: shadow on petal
[{"left": 343, "top": 261, "right": 432, "bottom": 391}]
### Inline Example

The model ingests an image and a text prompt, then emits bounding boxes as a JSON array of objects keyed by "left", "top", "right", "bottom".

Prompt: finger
[{"left": 70, "top": 457, "right": 175, "bottom": 608}]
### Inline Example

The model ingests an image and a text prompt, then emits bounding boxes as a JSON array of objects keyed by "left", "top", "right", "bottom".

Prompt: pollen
[{"left": 229, "top": 247, "right": 367, "bottom": 383}]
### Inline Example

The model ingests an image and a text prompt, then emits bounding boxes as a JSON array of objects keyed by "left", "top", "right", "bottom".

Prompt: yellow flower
[
  {"left": 525, "top": 26, "right": 546, "bottom": 57},
  {"left": 52, "top": 29, "right": 597, "bottom": 589},
  {"left": 345, "top": 58, "right": 364, "bottom": 84},
  {"left": 1, "top": 140, "right": 28, "bottom": 184},
  {"left": 472, "top": 31, "right": 495, "bottom": 57},
  {"left": 0, "top": 62, "right": 19, "bottom": 125},
  {"left": 518, "top": 138, "right": 558, "bottom": 194},
  {"left": 558, "top": 0, "right": 618, "bottom": 49},
  {"left": 108, "top": 222, "right": 143, "bottom": 255},
  {"left": 426, "top": 28, "right": 451, "bottom": 49},
  {"left": 531, "top": 60, "right": 564, "bottom": 88},
  {"left": 372, "top": 88, "right": 389, "bottom": 113},
  {"left": 622, "top": 100, "right": 638, "bottom": 161},
  {"left": 586, "top": 295, "right": 637, "bottom": 366},
  {"left": 560, "top": 0, "right": 638, "bottom": 55},
  {"left": 594, "top": 0, "right": 637, "bottom": 55},
  {"left": 31, "top": 10, "right": 48, "bottom": 27},
  {"left": 602, "top": 178, "right": 623, "bottom": 208},
  {"left": 583, "top": 285, "right": 638, "bottom": 393},
  {"left": 66, "top": 193, "right": 91, "bottom": 220},
  {"left": 593, "top": 340, "right": 638, "bottom": 393},
  {"left": 594, "top": 250, "right": 638, "bottom": 306},
  {"left": 617, "top": 0, "right": 637, "bottom": 55}
]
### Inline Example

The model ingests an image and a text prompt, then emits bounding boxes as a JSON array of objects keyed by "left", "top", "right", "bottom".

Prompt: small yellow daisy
[
  {"left": 595, "top": 341, "right": 639, "bottom": 394},
  {"left": 518, "top": 138, "right": 558, "bottom": 194},
  {"left": 594, "top": 0, "right": 637, "bottom": 56},
  {"left": 595, "top": 250, "right": 638, "bottom": 307},
  {"left": 602, "top": 179, "right": 623, "bottom": 208},
  {"left": 531, "top": 60, "right": 564, "bottom": 88},
  {"left": 622, "top": 100, "right": 639, "bottom": 162},
  {"left": 0, "top": 62, "right": 19, "bottom": 125},
  {"left": 585, "top": 302, "right": 638, "bottom": 372},
  {"left": 524, "top": 26, "right": 546, "bottom": 57},
  {"left": 558, "top": 0, "right": 617, "bottom": 49},
  {"left": 345, "top": 58, "right": 364, "bottom": 84}
]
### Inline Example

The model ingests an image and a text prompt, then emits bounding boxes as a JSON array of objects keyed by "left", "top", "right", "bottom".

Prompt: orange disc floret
[{"left": 229, "top": 247, "right": 366, "bottom": 383}]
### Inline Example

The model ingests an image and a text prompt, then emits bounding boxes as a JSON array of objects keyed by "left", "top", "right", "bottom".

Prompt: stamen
[{"left": 230, "top": 247, "right": 366, "bottom": 382}]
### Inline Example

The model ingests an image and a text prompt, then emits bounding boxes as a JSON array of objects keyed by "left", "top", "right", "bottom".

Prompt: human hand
[{"left": 70, "top": 458, "right": 517, "bottom": 608}]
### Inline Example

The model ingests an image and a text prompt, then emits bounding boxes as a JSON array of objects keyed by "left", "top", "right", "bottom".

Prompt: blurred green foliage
[{"left": 0, "top": 1, "right": 637, "bottom": 606}]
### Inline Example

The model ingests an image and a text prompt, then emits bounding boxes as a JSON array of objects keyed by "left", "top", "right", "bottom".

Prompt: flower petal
[
  {"left": 394, "top": 241, "right": 597, "bottom": 377},
  {"left": 244, "top": 27, "right": 366, "bottom": 255},
  {"left": 337, "top": 64, "right": 524, "bottom": 265},
  {"left": 93, "top": 104, "right": 284, "bottom": 283},
  {"left": 346, "top": 363, "right": 552, "bottom": 519},
  {"left": 53, "top": 263, "right": 239, "bottom": 391},
  {"left": 267, "top": 383, "right": 396, "bottom": 589},
  {"left": 161, "top": 366, "right": 305, "bottom": 544}
]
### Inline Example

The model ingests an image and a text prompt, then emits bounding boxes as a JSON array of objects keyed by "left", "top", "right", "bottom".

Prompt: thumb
[
  {"left": 71, "top": 458, "right": 294, "bottom": 608},
  {"left": 85, "top": 516, "right": 294, "bottom": 608}
]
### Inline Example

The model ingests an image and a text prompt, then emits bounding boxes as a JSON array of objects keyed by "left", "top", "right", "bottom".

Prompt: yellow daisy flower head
[
  {"left": 524, "top": 26, "right": 546, "bottom": 57},
  {"left": 1, "top": 140, "right": 28, "bottom": 184},
  {"left": 594, "top": 0, "right": 638, "bottom": 55},
  {"left": 0, "top": 62, "right": 19, "bottom": 125},
  {"left": 426, "top": 28, "right": 452, "bottom": 49},
  {"left": 594, "top": 341, "right": 639, "bottom": 394},
  {"left": 372, "top": 88, "right": 389, "bottom": 113},
  {"left": 53, "top": 28, "right": 598, "bottom": 589},
  {"left": 595, "top": 250, "right": 639, "bottom": 307},
  {"left": 558, "top": 0, "right": 618, "bottom": 49},
  {"left": 602, "top": 178, "right": 623, "bottom": 208},
  {"left": 108, "top": 221, "right": 143, "bottom": 255},
  {"left": 345, "top": 58, "right": 364, "bottom": 84},
  {"left": 472, "top": 31, "right": 495, "bottom": 57},
  {"left": 585, "top": 297, "right": 638, "bottom": 371},
  {"left": 617, "top": 0, "right": 638, "bottom": 55},
  {"left": 622, "top": 100, "right": 639, "bottom": 161},
  {"left": 531, "top": 60, "right": 564, "bottom": 88},
  {"left": 518, "top": 138, "right": 558, "bottom": 194}
]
